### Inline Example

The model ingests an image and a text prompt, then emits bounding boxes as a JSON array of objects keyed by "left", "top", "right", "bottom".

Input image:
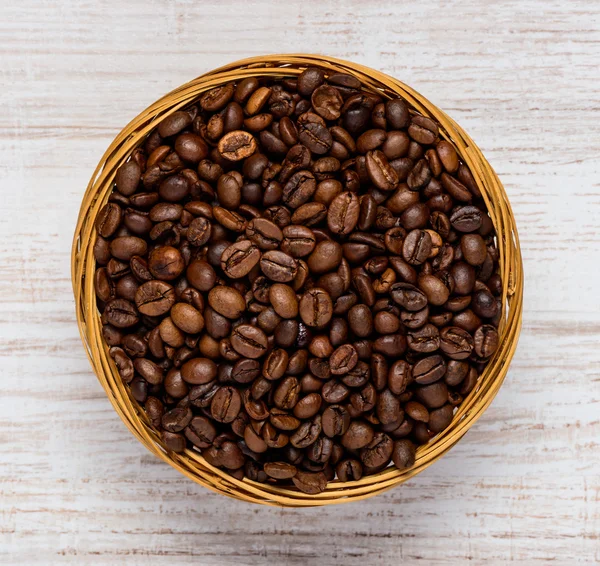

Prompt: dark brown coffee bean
[
  {"left": 217, "top": 130, "right": 257, "bottom": 161},
  {"left": 413, "top": 355, "right": 446, "bottom": 385},
  {"left": 388, "top": 360, "right": 412, "bottom": 395},
  {"left": 260, "top": 250, "right": 298, "bottom": 282},
  {"left": 376, "top": 389, "right": 401, "bottom": 425},
  {"left": 290, "top": 415, "right": 322, "bottom": 448},
  {"left": 292, "top": 470, "right": 327, "bottom": 494},
  {"left": 307, "top": 240, "right": 343, "bottom": 274},
  {"left": 414, "top": 382, "right": 448, "bottom": 409},
  {"left": 293, "top": 393, "right": 322, "bottom": 419},
  {"left": 436, "top": 140, "right": 459, "bottom": 173},
  {"left": 408, "top": 115, "right": 438, "bottom": 145},
  {"left": 299, "top": 288, "right": 333, "bottom": 327},
  {"left": 230, "top": 324, "right": 268, "bottom": 359},
  {"left": 103, "top": 299, "right": 139, "bottom": 328},
  {"left": 327, "top": 191, "right": 360, "bottom": 235},
  {"left": 392, "top": 439, "right": 416, "bottom": 469},
  {"left": 186, "top": 260, "right": 216, "bottom": 292},
  {"left": 428, "top": 404, "right": 454, "bottom": 433},
  {"left": 322, "top": 405, "right": 350, "bottom": 438},
  {"left": 208, "top": 286, "right": 245, "bottom": 319},
  {"left": 115, "top": 160, "right": 141, "bottom": 196},
  {"left": 281, "top": 225, "right": 316, "bottom": 258},
  {"left": 329, "top": 344, "right": 358, "bottom": 375},
  {"left": 162, "top": 406, "right": 193, "bottom": 432},
  {"left": 347, "top": 304, "right": 373, "bottom": 338},
  {"left": 365, "top": 150, "right": 399, "bottom": 191},
  {"left": 246, "top": 218, "right": 283, "bottom": 250},
  {"left": 162, "top": 430, "right": 186, "bottom": 452},
  {"left": 472, "top": 289, "right": 499, "bottom": 319},
  {"left": 181, "top": 358, "right": 217, "bottom": 385},
  {"left": 360, "top": 432, "right": 393, "bottom": 468},
  {"left": 473, "top": 324, "right": 499, "bottom": 358},
  {"left": 390, "top": 282, "right": 427, "bottom": 311},
  {"left": 291, "top": 202, "right": 327, "bottom": 227},
  {"left": 96, "top": 203, "right": 122, "bottom": 238},
  {"left": 211, "top": 386, "right": 242, "bottom": 423},
  {"left": 220, "top": 240, "right": 261, "bottom": 279},
  {"left": 269, "top": 284, "right": 298, "bottom": 319},
  {"left": 336, "top": 459, "right": 363, "bottom": 481},
  {"left": 461, "top": 234, "right": 487, "bottom": 265},
  {"left": 386, "top": 98, "right": 410, "bottom": 129},
  {"left": 402, "top": 229, "right": 433, "bottom": 265},
  {"left": 282, "top": 170, "right": 317, "bottom": 209},
  {"left": 341, "top": 421, "right": 374, "bottom": 450},
  {"left": 311, "top": 85, "right": 343, "bottom": 120},
  {"left": 439, "top": 326, "right": 474, "bottom": 360},
  {"left": 147, "top": 246, "right": 184, "bottom": 281},
  {"left": 407, "top": 324, "right": 440, "bottom": 353},
  {"left": 184, "top": 416, "right": 217, "bottom": 448}
]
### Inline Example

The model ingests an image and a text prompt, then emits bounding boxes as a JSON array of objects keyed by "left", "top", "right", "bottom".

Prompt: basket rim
[{"left": 71, "top": 53, "right": 524, "bottom": 507}]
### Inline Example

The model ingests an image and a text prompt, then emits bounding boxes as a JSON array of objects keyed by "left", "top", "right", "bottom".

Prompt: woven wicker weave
[{"left": 72, "top": 54, "right": 523, "bottom": 507}]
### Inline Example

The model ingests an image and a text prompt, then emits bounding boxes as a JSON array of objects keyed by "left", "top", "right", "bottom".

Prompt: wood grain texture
[{"left": 1, "top": 0, "right": 599, "bottom": 564}]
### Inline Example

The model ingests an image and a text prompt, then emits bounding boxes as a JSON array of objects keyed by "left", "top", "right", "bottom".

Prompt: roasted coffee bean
[
  {"left": 293, "top": 393, "right": 322, "bottom": 419},
  {"left": 327, "top": 191, "right": 360, "bottom": 235},
  {"left": 312, "top": 85, "right": 343, "bottom": 120},
  {"left": 299, "top": 288, "right": 333, "bottom": 327},
  {"left": 473, "top": 324, "right": 499, "bottom": 358},
  {"left": 376, "top": 389, "right": 401, "bottom": 425},
  {"left": 290, "top": 415, "right": 322, "bottom": 448},
  {"left": 96, "top": 203, "right": 123, "bottom": 238},
  {"left": 413, "top": 355, "right": 446, "bottom": 385},
  {"left": 283, "top": 170, "right": 317, "bottom": 208},
  {"left": 230, "top": 325, "right": 268, "bottom": 358},
  {"left": 391, "top": 282, "right": 427, "bottom": 311},
  {"left": 208, "top": 286, "right": 245, "bottom": 319},
  {"left": 218, "top": 130, "right": 257, "bottom": 161},
  {"left": 407, "top": 324, "right": 440, "bottom": 353},
  {"left": 220, "top": 240, "right": 261, "bottom": 278},
  {"left": 347, "top": 304, "right": 373, "bottom": 338},
  {"left": 103, "top": 299, "right": 139, "bottom": 328},
  {"left": 403, "top": 229, "right": 433, "bottom": 265},
  {"left": 321, "top": 379, "right": 349, "bottom": 403},
  {"left": 341, "top": 421, "right": 374, "bottom": 450},
  {"left": 281, "top": 225, "right": 316, "bottom": 257},
  {"left": 186, "top": 260, "right": 216, "bottom": 292},
  {"left": 392, "top": 439, "right": 416, "bottom": 469},
  {"left": 246, "top": 218, "right": 283, "bottom": 250},
  {"left": 415, "top": 381, "right": 448, "bottom": 409},
  {"left": 292, "top": 470, "right": 327, "bottom": 494},
  {"left": 211, "top": 386, "right": 242, "bottom": 423},
  {"left": 365, "top": 150, "right": 399, "bottom": 191},
  {"left": 360, "top": 432, "right": 393, "bottom": 468},
  {"left": 308, "top": 240, "right": 343, "bottom": 274},
  {"left": 329, "top": 344, "right": 358, "bottom": 375},
  {"left": 185, "top": 416, "right": 217, "bottom": 448},
  {"left": 148, "top": 246, "right": 185, "bottom": 281},
  {"left": 336, "top": 459, "right": 363, "bottom": 481},
  {"left": 162, "top": 406, "right": 193, "bottom": 432},
  {"left": 439, "top": 326, "right": 474, "bottom": 360},
  {"left": 472, "top": 289, "right": 499, "bottom": 319},
  {"left": 428, "top": 404, "right": 454, "bottom": 433},
  {"left": 260, "top": 250, "right": 298, "bottom": 282},
  {"left": 181, "top": 357, "right": 217, "bottom": 385},
  {"left": 322, "top": 405, "right": 350, "bottom": 437}
]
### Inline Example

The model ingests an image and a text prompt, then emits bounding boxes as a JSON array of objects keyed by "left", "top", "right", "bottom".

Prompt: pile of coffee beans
[{"left": 94, "top": 67, "right": 502, "bottom": 494}]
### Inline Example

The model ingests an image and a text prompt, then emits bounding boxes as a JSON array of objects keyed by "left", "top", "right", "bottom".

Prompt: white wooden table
[{"left": 2, "top": 1, "right": 599, "bottom": 563}]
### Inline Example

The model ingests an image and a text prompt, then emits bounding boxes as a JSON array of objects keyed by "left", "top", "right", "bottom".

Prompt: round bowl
[{"left": 72, "top": 54, "right": 523, "bottom": 507}]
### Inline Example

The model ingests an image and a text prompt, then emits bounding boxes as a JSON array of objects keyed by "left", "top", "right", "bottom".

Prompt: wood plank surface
[{"left": 1, "top": 0, "right": 599, "bottom": 563}]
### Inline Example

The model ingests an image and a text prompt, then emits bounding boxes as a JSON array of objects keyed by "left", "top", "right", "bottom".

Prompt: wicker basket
[{"left": 72, "top": 54, "right": 523, "bottom": 507}]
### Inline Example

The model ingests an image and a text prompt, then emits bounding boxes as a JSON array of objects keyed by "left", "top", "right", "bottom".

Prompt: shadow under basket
[{"left": 72, "top": 54, "right": 523, "bottom": 507}]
